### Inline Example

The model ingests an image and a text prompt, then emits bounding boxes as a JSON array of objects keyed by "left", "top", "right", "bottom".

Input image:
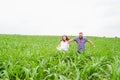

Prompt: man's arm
[{"left": 88, "top": 40, "right": 95, "bottom": 48}]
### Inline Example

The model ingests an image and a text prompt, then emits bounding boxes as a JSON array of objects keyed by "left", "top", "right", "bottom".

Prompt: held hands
[{"left": 93, "top": 45, "right": 96, "bottom": 48}]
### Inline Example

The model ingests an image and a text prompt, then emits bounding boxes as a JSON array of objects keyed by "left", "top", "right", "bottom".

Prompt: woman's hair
[{"left": 61, "top": 35, "right": 69, "bottom": 42}]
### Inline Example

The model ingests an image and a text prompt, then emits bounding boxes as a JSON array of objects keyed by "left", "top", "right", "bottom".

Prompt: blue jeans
[
  {"left": 77, "top": 50, "right": 81, "bottom": 53},
  {"left": 77, "top": 50, "right": 85, "bottom": 54}
]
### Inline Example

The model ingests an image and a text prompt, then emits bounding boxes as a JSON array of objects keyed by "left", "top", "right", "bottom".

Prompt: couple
[{"left": 57, "top": 32, "right": 95, "bottom": 53}]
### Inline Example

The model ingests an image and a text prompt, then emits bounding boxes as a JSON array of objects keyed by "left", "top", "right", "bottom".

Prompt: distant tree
[
  {"left": 115, "top": 36, "right": 117, "bottom": 38},
  {"left": 103, "top": 36, "right": 106, "bottom": 38}
]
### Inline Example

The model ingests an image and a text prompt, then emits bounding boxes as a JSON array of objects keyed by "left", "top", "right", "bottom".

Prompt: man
[{"left": 68, "top": 32, "right": 95, "bottom": 53}]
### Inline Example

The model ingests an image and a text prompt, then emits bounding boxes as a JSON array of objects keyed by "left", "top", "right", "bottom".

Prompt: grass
[{"left": 0, "top": 34, "right": 120, "bottom": 80}]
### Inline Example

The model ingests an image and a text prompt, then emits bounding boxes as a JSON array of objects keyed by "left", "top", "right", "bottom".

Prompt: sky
[{"left": 0, "top": 0, "right": 120, "bottom": 37}]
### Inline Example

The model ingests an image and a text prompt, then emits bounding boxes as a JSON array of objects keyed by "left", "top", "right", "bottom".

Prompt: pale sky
[{"left": 0, "top": 0, "right": 120, "bottom": 37}]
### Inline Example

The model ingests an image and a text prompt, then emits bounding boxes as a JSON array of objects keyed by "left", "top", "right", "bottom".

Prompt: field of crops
[{"left": 0, "top": 34, "right": 120, "bottom": 80}]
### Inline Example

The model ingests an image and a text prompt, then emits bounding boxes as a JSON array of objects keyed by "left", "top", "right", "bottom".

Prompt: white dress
[{"left": 57, "top": 41, "right": 69, "bottom": 51}]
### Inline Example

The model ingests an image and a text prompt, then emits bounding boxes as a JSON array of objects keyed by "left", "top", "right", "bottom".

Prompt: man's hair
[{"left": 79, "top": 32, "right": 83, "bottom": 34}]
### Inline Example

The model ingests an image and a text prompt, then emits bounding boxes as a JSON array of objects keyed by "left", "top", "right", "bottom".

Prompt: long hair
[{"left": 61, "top": 35, "right": 69, "bottom": 42}]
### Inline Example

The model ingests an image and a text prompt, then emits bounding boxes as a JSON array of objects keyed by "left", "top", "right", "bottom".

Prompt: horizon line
[{"left": 0, "top": 33, "right": 119, "bottom": 38}]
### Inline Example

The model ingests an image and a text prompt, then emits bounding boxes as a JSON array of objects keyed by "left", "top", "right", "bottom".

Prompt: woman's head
[{"left": 62, "top": 35, "right": 69, "bottom": 42}]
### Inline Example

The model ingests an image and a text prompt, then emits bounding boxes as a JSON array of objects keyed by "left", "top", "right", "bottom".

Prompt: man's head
[{"left": 79, "top": 32, "right": 83, "bottom": 38}]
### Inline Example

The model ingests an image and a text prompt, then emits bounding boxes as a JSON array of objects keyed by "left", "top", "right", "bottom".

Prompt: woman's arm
[
  {"left": 68, "top": 39, "right": 74, "bottom": 44},
  {"left": 56, "top": 41, "right": 61, "bottom": 49},
  {"left": 88, "top": 40, "right": 95, "bottom": 48}
]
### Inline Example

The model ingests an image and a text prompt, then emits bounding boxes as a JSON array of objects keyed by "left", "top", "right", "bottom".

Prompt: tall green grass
[{"left": 0, "top": 34, "right": 120, "bottom": 80}]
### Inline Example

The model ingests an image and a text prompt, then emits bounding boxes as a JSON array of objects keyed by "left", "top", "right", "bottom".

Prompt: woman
[{"left": 57, "top": 35, "right": 70, "bottom": 51}]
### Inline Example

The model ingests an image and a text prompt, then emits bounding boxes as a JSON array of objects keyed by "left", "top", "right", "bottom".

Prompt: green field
[{"left": 0, "top": 34, "right": 120, "bottom": 80}]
